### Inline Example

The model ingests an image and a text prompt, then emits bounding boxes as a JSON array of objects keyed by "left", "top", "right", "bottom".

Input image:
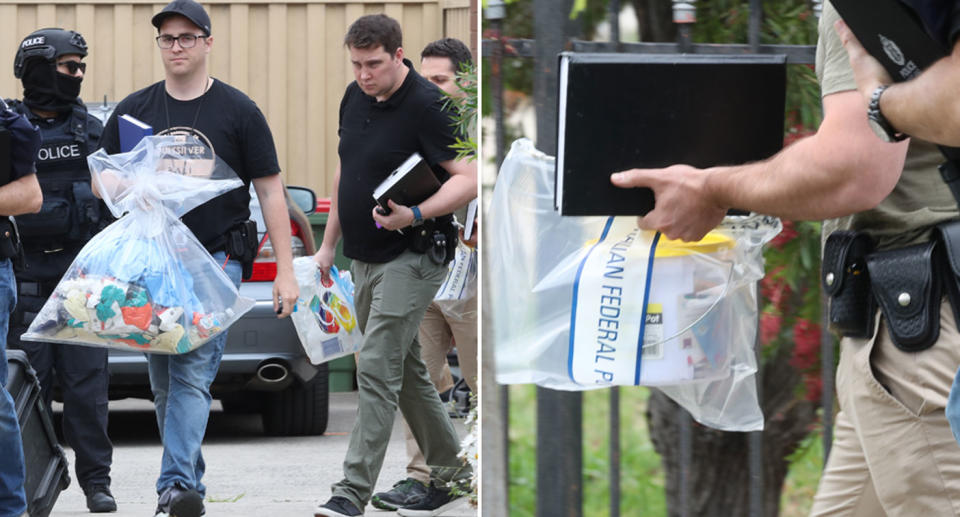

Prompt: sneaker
[
  {"left": 314, "top": 496, "right": 364, "bottom": 517},
  {"left": 371, "top": 478, "right": 428, "bottom": 510},
  {"left": 84, "top": 485, "right": 117, "bottom": 513},
  {"left": 396, "top": 482, "right": 466, "bottom": 516},
  {"left": 154, "top": 485, "right": 205, "bottom": 517}
]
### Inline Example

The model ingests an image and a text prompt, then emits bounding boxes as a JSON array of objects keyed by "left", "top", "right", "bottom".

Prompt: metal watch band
[{"left": 868, "top": 84, "right": 907, "bottom": 142}]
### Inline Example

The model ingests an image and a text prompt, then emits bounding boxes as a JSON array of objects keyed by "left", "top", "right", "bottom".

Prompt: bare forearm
[
  {"left": 0, "top": 174, "right": 42, "bottom": 216},
  {"left": 711, "top": 91, "right": 906, "bottom": 220},
  {"left": 880, "top": 51, "right": 960, "bottom": 146},
  {"left": 710, "top": 132, "right": 900, "bottom": 220}
]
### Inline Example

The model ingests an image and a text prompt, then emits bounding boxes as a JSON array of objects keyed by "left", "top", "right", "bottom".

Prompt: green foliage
[
  {"left": 508, "top": 386, "right": 668, "bottom": 516},
  {"left": 443, "top": 62, "right": 478, "bottom": 161},
  {"left": 691, "top": 0, "right": 821, "bottom": 131},
  {"left": 780, "top": 426, "right": 825, "bottom": 517},
  {"left": 508, "top": 385, "right": 538, "bottom": 516},
  {"left": 508, "top": 385, "right": 826, "bottom": 515}
]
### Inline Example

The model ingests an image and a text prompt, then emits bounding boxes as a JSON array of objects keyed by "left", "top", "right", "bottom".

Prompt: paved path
[{"left": 47, "top": 392, "right": 476, "bottom": 516}]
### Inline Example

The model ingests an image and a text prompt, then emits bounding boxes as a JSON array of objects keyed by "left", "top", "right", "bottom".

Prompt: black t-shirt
[
  {"left": 100, "top": 79, "right": 280, "bottom": 249},
  {"left": 337, "top": 59, "right": 458, "bottom": 263},
  {"left": 903, "top": 0, "right": 960, "bottom": 48}
]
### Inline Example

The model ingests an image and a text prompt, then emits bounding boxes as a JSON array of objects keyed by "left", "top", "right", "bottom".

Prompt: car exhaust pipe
[
  {"left": 257, "top": 362, "right": 289, "bottom": 383},
  {"left": 247, "top": 359, "right": 293, "bottom": 391}
]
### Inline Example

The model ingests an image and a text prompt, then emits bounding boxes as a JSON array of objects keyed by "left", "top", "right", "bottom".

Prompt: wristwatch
[
  {"left": 410, "top": 205, "right": 424, "bottom": 227},
  {"left": 867, "top": 84, "right": 907, "bottom": 143}
]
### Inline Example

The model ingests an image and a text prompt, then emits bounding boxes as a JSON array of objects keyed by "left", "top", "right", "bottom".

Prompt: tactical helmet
[{"left": 14, "top": 28, "right": 88, "bottom": 79}]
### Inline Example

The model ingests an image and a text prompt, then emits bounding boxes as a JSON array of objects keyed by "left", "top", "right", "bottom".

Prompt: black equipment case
[{"left": 6, "top": 349, "right": 70, "bottom": 517}]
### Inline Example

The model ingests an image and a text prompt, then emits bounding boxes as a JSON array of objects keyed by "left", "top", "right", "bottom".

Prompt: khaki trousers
[
  {"left": 810, "top": 299, "right": 960, "bottom": 516},
  {"left": 331, "top": 251, "right": 470, "bottom": 508},
  {"left": 402, "top": 296, "right": 478, "bottom": 483}
]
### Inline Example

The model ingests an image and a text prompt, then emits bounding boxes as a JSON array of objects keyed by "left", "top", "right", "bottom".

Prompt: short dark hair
[
  {"left": 420, "top": 38, "right": 473, "bottom": 72},
  {"left": 344, "top": 14, "right": 402, "bottom": 55}
]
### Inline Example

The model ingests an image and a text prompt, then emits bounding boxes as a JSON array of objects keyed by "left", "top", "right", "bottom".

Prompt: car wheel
[{"left": 262, "top": 363, "right": 329, "bottom": 436}]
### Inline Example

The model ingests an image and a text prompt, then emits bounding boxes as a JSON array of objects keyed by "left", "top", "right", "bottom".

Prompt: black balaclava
[{"left": 21, "top": 58, "right": 81, "bottom": 113}]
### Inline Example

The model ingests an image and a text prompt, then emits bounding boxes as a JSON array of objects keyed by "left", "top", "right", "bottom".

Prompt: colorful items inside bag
[
  {"left": 291, "top": 257, "right": 363, "bottom": 364},
  {"left": 21, "top": 135, "right": 255, "bottom": 353}
]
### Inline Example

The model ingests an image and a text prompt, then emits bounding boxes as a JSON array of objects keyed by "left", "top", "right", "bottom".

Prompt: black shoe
[
  {"left": 371, "top": 478, "right": 428, "bottom": 511},
  {"left": 154, "top": 485, "right": 204, "bottom": 517},
  {"left": 314, "top": 496, "right": 364, "bottom": 517},
  {"left": 396, "top": 482, "right": 466, "bottom": 516},
  {"left": 84, "top": 485, "right": 117, "bottom": 513}
]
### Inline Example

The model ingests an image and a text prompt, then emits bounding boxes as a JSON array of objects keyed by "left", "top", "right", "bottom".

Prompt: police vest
[{"left": 8, "top": 100, "right": 106, "bottom": 249}]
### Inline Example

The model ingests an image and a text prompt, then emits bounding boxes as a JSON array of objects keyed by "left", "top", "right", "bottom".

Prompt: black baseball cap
[{"left": 152, "top": 0, "right": 211, "bottom": 37}]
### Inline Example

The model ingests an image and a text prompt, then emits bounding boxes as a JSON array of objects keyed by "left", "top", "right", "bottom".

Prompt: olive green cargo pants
[{"left": 332, "top": 250, "right": 470, "bottom": 508}]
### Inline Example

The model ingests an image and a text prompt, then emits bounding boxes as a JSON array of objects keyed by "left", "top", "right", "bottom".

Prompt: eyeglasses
[
  {"left": 155, "top": 34, "right": 207, "bottom": 49},
  {"left": 58, "top": 60, "right": 86, "bottom": 74}
]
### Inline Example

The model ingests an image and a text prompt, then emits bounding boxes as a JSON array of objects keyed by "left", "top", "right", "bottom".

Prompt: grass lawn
[{"left": 507, "top": 385, "right": 825, "bottom": 516}]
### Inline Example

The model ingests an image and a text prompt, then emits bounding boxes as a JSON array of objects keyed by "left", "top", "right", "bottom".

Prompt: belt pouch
[
  {"left": 225, "top": 220, "right": 259, "bottom": 280},
  {"left": 822, "top": 231, "right": 876, "bottom": 339},
  {"left": 408, "top": 221, "right": 435, "bottom": 254},
  {"left": 866, "top": 241, "right": 941, "bottom": 351},
  {"left": 934, "top": 219, "right": 960, "bottom": 330}
]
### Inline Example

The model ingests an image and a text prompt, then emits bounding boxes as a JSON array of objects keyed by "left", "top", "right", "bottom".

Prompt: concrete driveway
[{"left": 47, "top": 392, "right": 477, "bottom": 516}]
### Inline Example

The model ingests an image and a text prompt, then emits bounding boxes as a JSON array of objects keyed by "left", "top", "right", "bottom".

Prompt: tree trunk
[
  {"left": 631, "top": 0, "right": 676, "bottom": 42},
  {"left": 647, "top": 348, "right": 818, "bottom": 517}
]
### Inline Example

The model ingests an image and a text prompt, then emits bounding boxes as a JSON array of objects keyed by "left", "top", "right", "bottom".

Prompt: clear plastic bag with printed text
[{"left": 488, "top": 139, "right": 780, "bottom": 431}]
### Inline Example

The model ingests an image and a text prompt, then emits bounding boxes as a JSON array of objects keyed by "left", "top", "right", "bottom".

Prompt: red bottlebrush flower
[
  {"left": 803, "top": 373, "right": 823, "bottom": 403},
  {"left": 769, "top": 220, "right": 799, "bottom": 249},
  {"left": 790, "top": 318, "right": 821, "bottom": 371},
  {"left": 760, "top": 311, "right": 782, "bottom": 347},
  {"left": 761, "top": 266, "right": 785, "bottom": 298},
  {"left": 761, "top": 267, "right": 792, "bottom": 311}
]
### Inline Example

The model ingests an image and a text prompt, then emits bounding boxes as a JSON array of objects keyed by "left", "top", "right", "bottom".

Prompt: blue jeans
[
  {"left": 0, "top": 260, "right": 26, "bottom": 517},
  {"left": 148, "top": 253, "right": 241, "bottom": 496},
  {"left": 947, "top": 366, "right": 960, "bottom": 446}
]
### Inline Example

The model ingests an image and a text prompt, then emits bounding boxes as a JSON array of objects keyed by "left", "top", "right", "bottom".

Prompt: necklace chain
[{"left": 163, "top": 76, "right": 210, "bottom": 133}]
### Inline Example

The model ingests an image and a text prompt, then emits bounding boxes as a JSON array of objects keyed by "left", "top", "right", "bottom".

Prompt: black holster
[
  {"left": 822, "top": 231, "right": 877, "bottom": 339},
  {"left": 408, "top": 215, "right": 458, "bottom": 265},
  {"left": 0, "top": 218, "right": 24, "bottom": 271},
  {"left": 866, "top": 241, "right": 942, "bottom": 351},
  {"left": 224, "top": 220, "right": 259, "bottom": 280},
  {"left": 824, "top": 222, "right": 960, "bottom": 352}
]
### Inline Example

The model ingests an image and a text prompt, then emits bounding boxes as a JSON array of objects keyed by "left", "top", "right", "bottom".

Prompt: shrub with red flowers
[{"left": 761, "top": 216, "right": 826, "bottom": 404}]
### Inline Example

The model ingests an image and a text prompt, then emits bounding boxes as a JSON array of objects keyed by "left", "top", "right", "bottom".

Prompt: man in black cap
[
  {"left": 6, "top": 27, "right": 116, "bottom": 513},
  {"left": 98, "top": 2, "right": 298, "bottom": 517}
]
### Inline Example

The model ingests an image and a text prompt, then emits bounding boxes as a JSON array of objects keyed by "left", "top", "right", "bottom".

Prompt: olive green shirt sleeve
[{"left": 816, "top": 1, "right": 857, "bottom": 98}]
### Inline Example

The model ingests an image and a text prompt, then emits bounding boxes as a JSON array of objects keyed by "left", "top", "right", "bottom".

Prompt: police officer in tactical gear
[{"left": 7, "top": 28, "right": 116, "bottom": 513}]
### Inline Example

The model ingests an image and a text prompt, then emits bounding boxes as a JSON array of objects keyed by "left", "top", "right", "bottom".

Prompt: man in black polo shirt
[{"left": 313, "top": 14, "right": 477, "bottom": 517}]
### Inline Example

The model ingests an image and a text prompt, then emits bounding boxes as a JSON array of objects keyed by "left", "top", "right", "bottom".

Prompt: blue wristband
[{"left": 411, "top": 205, "right": 423, "bottom": 226}]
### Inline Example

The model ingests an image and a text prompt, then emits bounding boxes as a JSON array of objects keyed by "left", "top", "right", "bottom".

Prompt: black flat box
[
  {"left": 555, "top": 52, "right": 786, "bottom": 216},
  {"left": 6, "top": 349, "right": 70, "bottom": 517}
]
